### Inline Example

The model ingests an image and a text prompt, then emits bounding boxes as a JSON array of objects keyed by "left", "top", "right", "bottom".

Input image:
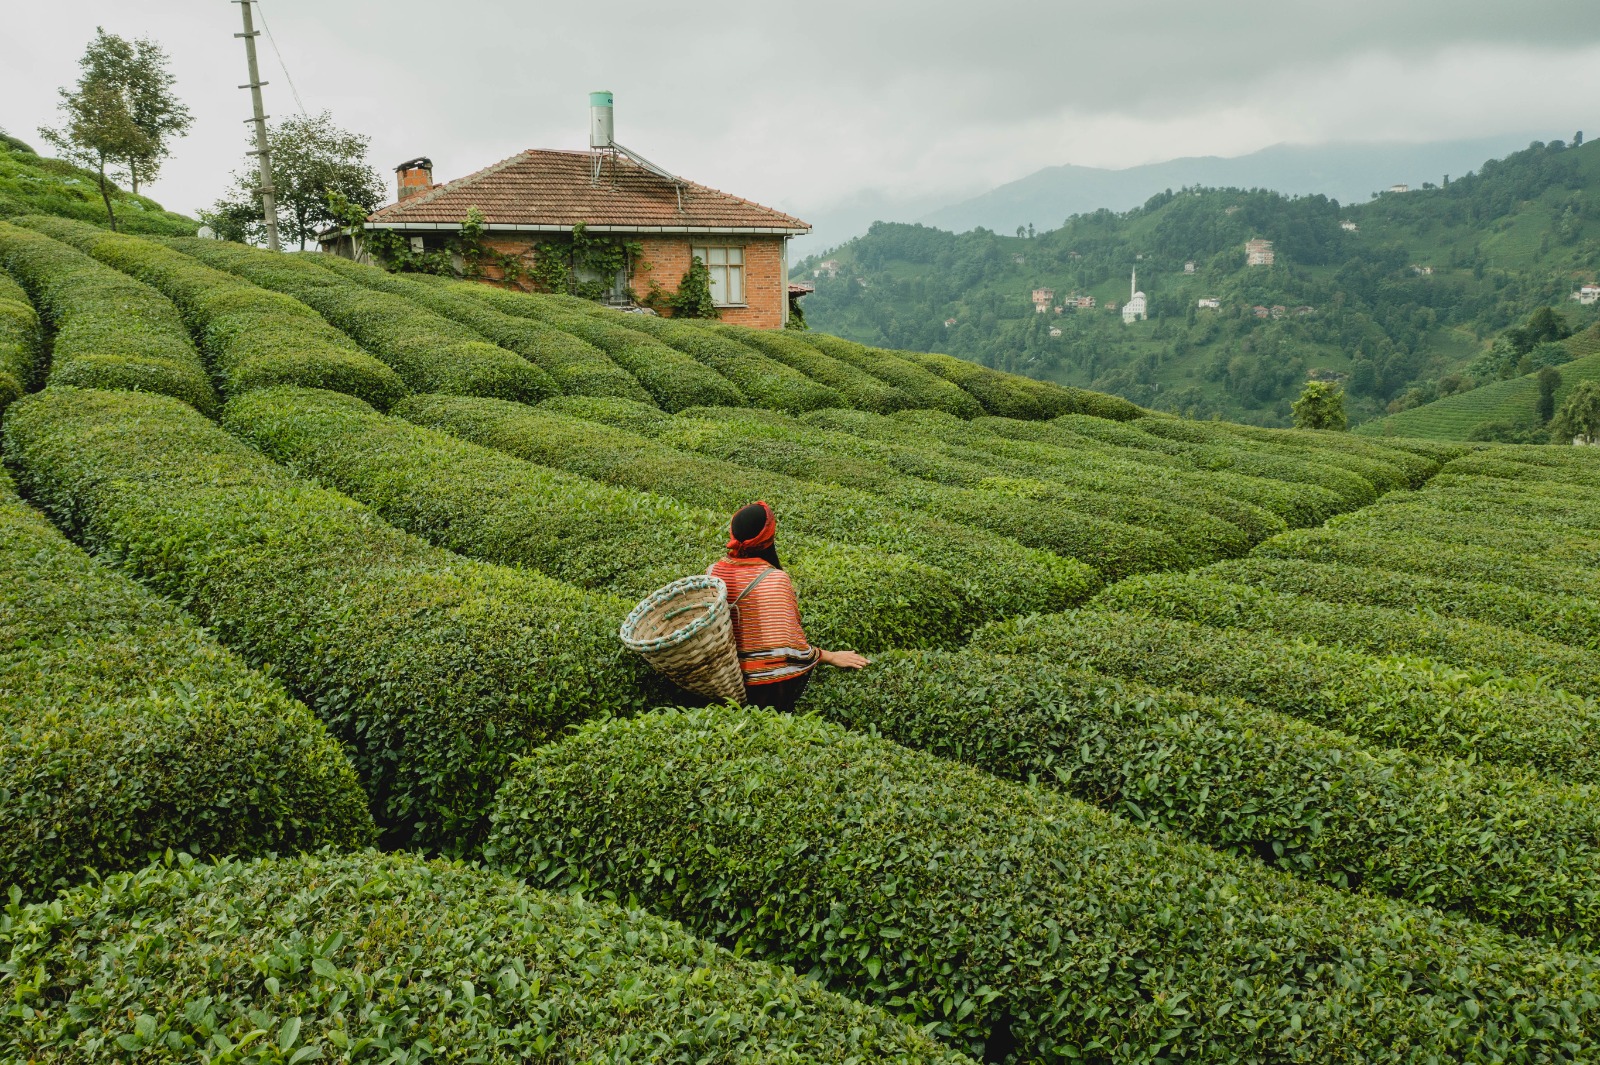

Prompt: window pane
[
  {"left": 727, "top": 262, "right": 744, "bottom": 305},
  {"left": 711, "top": 247, "right": 729, "bottom": 266},
  {"left": 709, "top": 265, "right": 727, "bottom": 305},
  {"left": 692, "top": 246, "right": 706, "bottom": 264},
  {"left": 727, "top": 247, "right": 744, "bottom": 266}
]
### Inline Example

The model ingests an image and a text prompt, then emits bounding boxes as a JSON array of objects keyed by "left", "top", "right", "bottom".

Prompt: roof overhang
[{"left": 361, "top": 221, "right": 810, "bottom": 236}]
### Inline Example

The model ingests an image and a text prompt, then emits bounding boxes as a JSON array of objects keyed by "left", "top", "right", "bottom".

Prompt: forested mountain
[{"left": 798, "top": 137, "right": 1600, "bottom": 427}]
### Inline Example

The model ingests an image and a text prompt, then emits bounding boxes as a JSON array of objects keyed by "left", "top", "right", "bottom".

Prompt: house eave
[{"left": 355, "top": 221, "right": 810, "bottom": 237}]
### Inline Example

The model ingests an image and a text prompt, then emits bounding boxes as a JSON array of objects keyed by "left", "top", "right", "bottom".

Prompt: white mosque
[{"left": 1122, "top": 269, "right": 1148, "bottom": 324}]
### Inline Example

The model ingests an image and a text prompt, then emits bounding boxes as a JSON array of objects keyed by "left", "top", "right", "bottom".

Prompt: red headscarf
[{"left": 727, "top": 500, "right": 777, "bottom": 557}]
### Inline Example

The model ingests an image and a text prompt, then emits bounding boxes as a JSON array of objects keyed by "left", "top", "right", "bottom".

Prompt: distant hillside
[
  {"left": 0, "top": 130, "right": 196, "bottom": 235},
  {"left": 798, "top": 137, "right": 1600, "bottom": 427},
  {"left": 918, "top": 135, "right": 1546, "bottom": 236},
  {"left": 1357, "top": 323, "right": 1600, "bottom": 440}
]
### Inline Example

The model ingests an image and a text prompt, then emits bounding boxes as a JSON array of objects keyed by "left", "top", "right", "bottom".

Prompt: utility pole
[{"left": 233, "top": 0, "right": 280, "bottom": 251}]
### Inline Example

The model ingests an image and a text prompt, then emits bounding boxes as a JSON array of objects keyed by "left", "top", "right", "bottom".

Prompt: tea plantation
[{"left": 5, "top": 213, "right": 1600, "bottom": 1062}]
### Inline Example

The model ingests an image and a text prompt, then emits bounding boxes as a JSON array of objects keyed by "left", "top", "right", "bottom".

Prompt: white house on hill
[{"left": 1122, "top": 269, "right": 1148, "bottom": 324}]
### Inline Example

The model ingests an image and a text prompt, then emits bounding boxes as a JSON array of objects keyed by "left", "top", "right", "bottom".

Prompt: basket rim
[{"left": 619, "top": 574, "right": 729, "bottom": 653}]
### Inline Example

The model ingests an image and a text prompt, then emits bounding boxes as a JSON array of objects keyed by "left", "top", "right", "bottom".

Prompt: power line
[{"left": 254, "top": 1, "right": 308, "bottom": 116}]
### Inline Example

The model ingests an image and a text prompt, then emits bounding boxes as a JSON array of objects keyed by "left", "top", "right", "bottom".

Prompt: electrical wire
[{"left": 253, "top": 1, "right": 308, "bottom": 116}]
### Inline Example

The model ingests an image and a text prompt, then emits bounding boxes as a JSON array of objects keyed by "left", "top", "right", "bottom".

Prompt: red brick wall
[{"left": 457, "top": 233, "right": 788, "bottom": 329}]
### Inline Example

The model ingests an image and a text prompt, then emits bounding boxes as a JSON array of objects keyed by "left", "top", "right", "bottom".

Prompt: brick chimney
[{"left": 395, "top": 157, "right": 433, "bottom": 201}]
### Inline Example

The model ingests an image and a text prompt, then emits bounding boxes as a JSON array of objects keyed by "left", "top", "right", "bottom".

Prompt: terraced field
[{"left": 5, "top": 213, "right": 1600, "bottom": 1063}]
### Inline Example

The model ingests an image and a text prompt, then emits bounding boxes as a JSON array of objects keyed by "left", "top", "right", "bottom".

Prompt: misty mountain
[{"left": 914, "top": 134, "right": 1550, "bottom": 235}]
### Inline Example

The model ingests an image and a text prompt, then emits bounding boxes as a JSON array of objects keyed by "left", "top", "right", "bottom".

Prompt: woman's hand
[{"left": 819, "top": 648, "right": 870, "bottom": 670}]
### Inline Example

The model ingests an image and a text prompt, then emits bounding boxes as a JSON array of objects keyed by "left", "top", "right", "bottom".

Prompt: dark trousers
[{"left": 746, "top": 671, "right": 812, "bottom": 713}]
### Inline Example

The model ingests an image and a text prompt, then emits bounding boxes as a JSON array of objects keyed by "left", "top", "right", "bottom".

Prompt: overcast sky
[{"left": 5, "top": 0, "right": 1599, "bottom": 246}]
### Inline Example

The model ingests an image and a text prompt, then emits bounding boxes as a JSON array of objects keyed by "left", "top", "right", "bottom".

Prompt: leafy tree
[
  {"left": 85, "top": 30, "right": 191, "bottom": 192},
  {"left": 211, "top": 112, "right": 384, "bottom": 249},
  {"left": 1552, "top": 380, "right": 1600, "bottom": 444},
  {"left": 1536, "top": 366, "right": 1562, "bottom": 423},
  {"left": 39, "top": 31, "right": 155, "bottom": 231},
  {"left": 669, "top": 255, "right": 719, "bottom": 319},
  {"left": 1291, "top": 381, "right": 1347, "bottom": 430}
]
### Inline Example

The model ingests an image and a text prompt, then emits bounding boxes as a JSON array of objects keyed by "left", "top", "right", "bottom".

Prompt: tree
[
  {"left": 1552, "top": 380, "right": 1600, "bottom": 444},
  {"left": 38, "top": 31, "right": 155, "bottom": 230},
  {"left": 1291, "top": 380, "right": 1347, "bottom": 430},
  {"left": 1537, "top": 366, "right": 1562, "bottom": 423},
  {"left": 211, "top": 112, "right": 384, "bottom": 249}
]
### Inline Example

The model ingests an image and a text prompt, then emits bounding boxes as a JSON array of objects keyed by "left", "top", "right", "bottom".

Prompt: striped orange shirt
[{"left": 708, "top": 556, "right": 819, "bottom": 685}]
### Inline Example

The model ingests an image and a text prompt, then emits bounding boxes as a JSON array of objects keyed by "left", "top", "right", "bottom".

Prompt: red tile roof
[{"left": 367, "top": 149, "right": 810, "bottom": 234}]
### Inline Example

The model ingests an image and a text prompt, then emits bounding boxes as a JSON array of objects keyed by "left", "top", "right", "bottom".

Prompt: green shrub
[
  {"left": 0, "top": 270, "right": 38, "bottom": 415},
  {"left": 1209, "top": 556, "right": 1600, "bottom": 649},
  {"left": 3, "top": 387, "right": 651, "bottom": 855},
  {"left": 808, "top": 406, "right": 1278, "bottom": 546},
  {"left": 806, "top": 650, "right": 1600, "bottom": 947},
  {"left": 395, "top": 394, "right": 1096, "bottom": 619},
  {"left": 0, "top": 851, "right": 967, "bottom": 1064},
  {"left": 487, "top": 706, "right": 1600, "bottom": 1063},
  {"left": 462, "top": 285, "right": 746, "bottom": 411},
  {"left": 0, "top": 222, "right": 214, "bottom": 414},
  {"left": 22, "top": 217, "right": 407, "bottom": 409},
  {"left": 1213, "top": 421, "right": 1442, "bottom": 487},
  {"left": 1096, "top": 572, "right": 1600, "bottom": 696},
  {"left": 1327, "top": 497, "right": 1600, "bottom": 565},
  {"left": 977, "top": 414, "right": 1353, "bottom": 523},
  {"left": 318, "top": 263, "right": 653, "bottom": 401},
  {"left": 223, "top": 386, "right": 969, "bottom": 651},
  {"left": 0, "top": 467, "right": 373, "bottom": 897},
  {"left": 1424, "top": 471, "right": 1600, "bottom": 531},
  {"left": 975, "top": 607, "right": 1600, "bottom": 783},
  {"left": 715, "top": 325, "right": 917, "bottom": 412},
  {"left": 635, "top": 404, "right": 1188, "bottom": 577},
  {"left": 1130, "top": 416, "right": 1385, "bottom": 502},
  {"left": 168, "top": 238, "right": 556, "bottom": 403},
  {"left": 1256, "top": 526, "right": 1600, "bottom": 601},
  {"left": 895, "top": 349, "right": 1088, "bottom": 419},
  {"left": 595, "top": 309, "right": 846, "bottom": 412},
  {"left": 798, "top": 332, "right": 985, "bottom": 416}
]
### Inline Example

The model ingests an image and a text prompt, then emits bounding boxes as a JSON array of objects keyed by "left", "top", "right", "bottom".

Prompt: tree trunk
[
  {"left": 97, "top": 161, "right": 119, "bottom": 232},
  {"left": 127, "top": 161, "right": 139, "bottom": 195}
]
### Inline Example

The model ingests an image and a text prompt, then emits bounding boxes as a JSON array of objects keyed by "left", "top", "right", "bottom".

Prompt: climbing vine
[
  {"left": 668, "top": 255, "right": 719, "bottom": 319},
  {"left": 527, "top": 223, "right": 643, "bottom": 301}
]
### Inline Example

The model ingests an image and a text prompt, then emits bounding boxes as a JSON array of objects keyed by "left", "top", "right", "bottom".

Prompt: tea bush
[
  {"left": 897, "top": 349, "right": 1083, "bottom": 419},
  {"left": 0, "top": 851, "right": 967, "bottom": 1064},
  {"left": 1209, "top": 556, "right": 1600, "bottom": 649},
  {"left": 977, "top": 414, "right": 1356, "bottom": 521},
  {"left": 1097, "top": 572, "right": 1600, "bottom": 696},
  {"left": 0, "top": 222, "right": 214, "bottom": 413},
  {"left": 318, "top": 261, "right": 652, "bottom": 401},
  {"left": 0, "top": 467, "right": 373, "bottom": 896},
  {"left": 637, "top": 405, "right": 1188, "bottom": 578},
  {"left": 224, "top": 386, "right": 969, "bottom": 650},
  {"left": 975, "top": 607, "right": 1600, "bottom": 781},
  {"left": 0, "top": 269, "right": 38, "bottom": 415},
  {"left": 465, "top": 286, "right": 745, "bottom": 410},
  {"left": 3, "top": 387, "right": 650, "bottom": 855},
  {"left": 488, "top": 706, "right": 1600, "bottom": 1064},
  {"left": 715, "top": 324, "right": 918, "bottom": 412},
  {"left": 395, "top": 394, "right": 1097, "bottom": 618},
  {"left": 798, "top": 332, "right": 985, "bottom": 416},
  {"left": 25, "top": 216, "right": 407, "bottom": 409},
  {"left": 806, "top": 650, "right": 1600, "bottom": 947},
  {"left": 169, "top": 237, "right": 555, "bottom": 403},
  {"left": 808, "top": 406, "right": 1279, "bottom": 544},
  {"left": 596, "top": 308, "right": 846, "bottom": 412},
  {"left": 1255, "top": 526, "right": 1600, "bottom": 603}
]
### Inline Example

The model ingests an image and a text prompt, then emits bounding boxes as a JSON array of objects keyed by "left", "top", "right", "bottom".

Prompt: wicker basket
[{"left": 619, "top": 575, "right": 746, "bottom": 702}]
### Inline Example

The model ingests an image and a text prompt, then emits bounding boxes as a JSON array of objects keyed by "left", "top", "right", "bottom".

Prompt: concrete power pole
[{"left": 233, "top": 0, "right": 281, "bottom": 251}]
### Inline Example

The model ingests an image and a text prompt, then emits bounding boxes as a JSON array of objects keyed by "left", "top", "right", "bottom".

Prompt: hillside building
[
  {"left": 1032, "top": 288, "right": 1055, "bottom": 312},
  {"left": 1197, "top": 297, "right": 1221, "bottom": 309},
  {"left": 1388, "top": 184, "right": 1410, "bottom": 194},
  {"left": 319, "top": 95, "right": 810, "bottom": 329},
  {"left": 1049, "top": 326, "right": 1063, "bottom": 337},
  {"left": 944, "top": 317, "right": 958, "bottom": 327},
  {"left": 1122, "top": 269, "right": 1148, "bottom": 324},
  {"left": 1184, "top": 260, "right": 1196, "bottom": 273},
  {"left": 1576, "top": 284, "right": 1600, "bottom": 306},
  {"left": 1340, "top": 220, "right": 1359, "bottom": 232},
  {"left": 1245, "top": 238, "right": 1275, "bottom": 267},
  {"left": 813, "top": 259, "right": 841, "bottom": 278}
]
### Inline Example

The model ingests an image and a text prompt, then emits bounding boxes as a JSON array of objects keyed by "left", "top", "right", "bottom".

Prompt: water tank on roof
[{"left": 590, "top": 91, "right": 615, "bottom": 149}]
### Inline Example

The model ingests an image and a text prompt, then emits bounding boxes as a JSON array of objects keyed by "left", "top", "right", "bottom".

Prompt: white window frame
[{"left": 691, "top": 245, "right": 746, "bottom": 307}]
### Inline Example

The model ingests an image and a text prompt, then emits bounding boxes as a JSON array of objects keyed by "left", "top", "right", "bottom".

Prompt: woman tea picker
[{"left": 709, "top": 501, "right": 869, "bottom": 711}]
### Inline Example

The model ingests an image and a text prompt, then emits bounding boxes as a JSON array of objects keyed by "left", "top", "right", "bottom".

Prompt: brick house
[{"left": 322, "top": 150, "right": 811, "bottom": 329}]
